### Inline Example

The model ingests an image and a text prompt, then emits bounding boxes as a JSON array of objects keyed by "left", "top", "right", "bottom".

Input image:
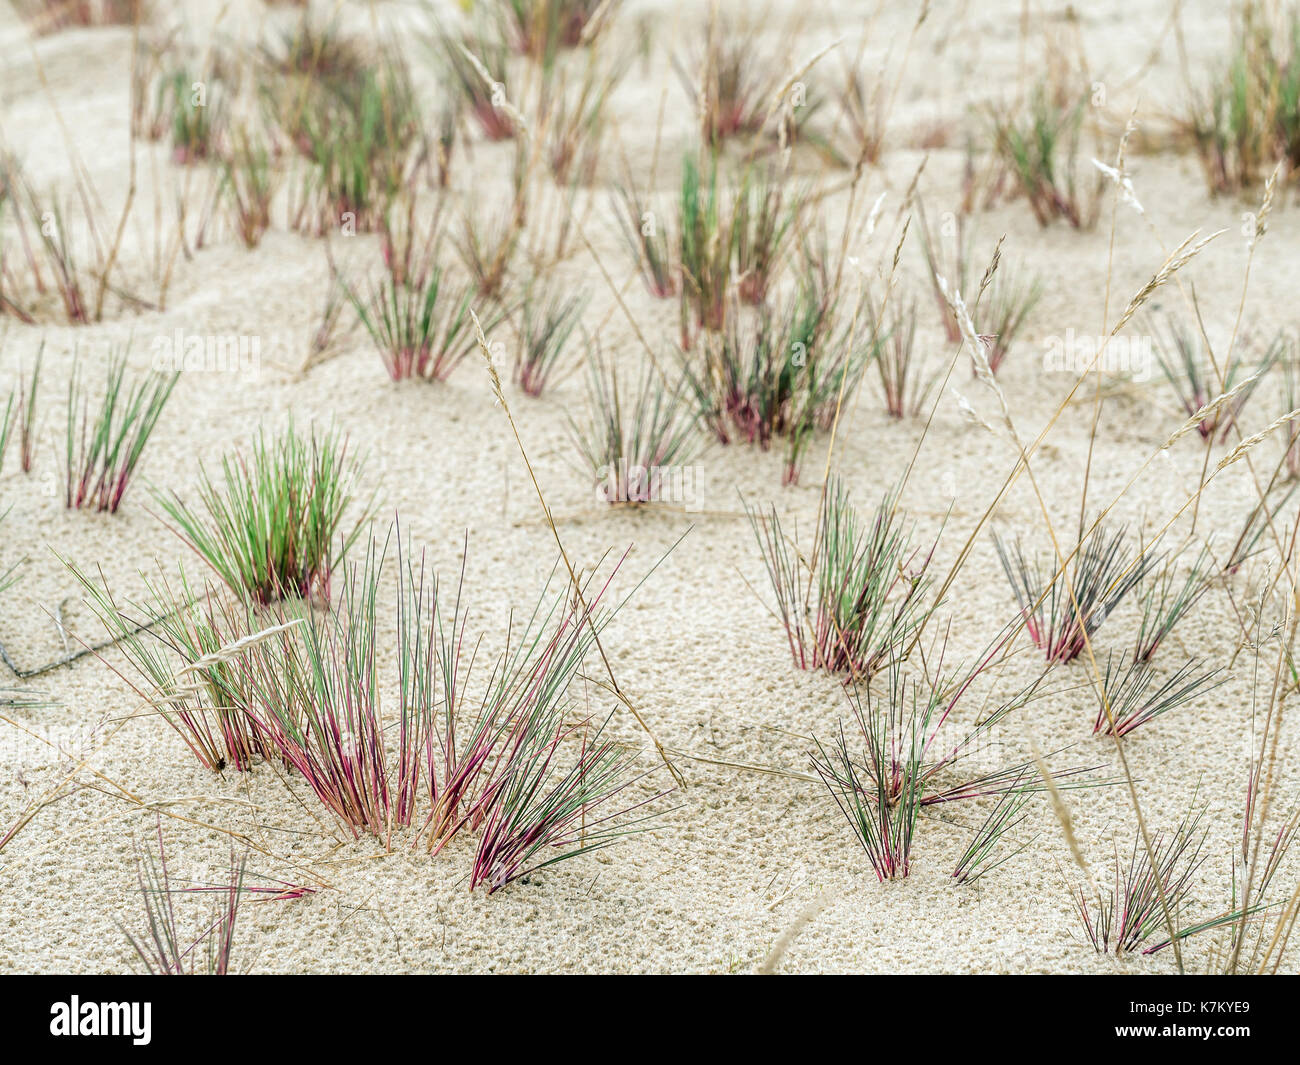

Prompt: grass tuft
[
  {"left": 570, "top": 351, "right": 700, "bottom": 505},
  {"left": 748, "top": 480, "right": 940, "bottom": 677},
  {"left": 1183, "top": 5, "right": 1300, "bottom": 194},
  {"left": 1074, "top": 802, "right": 1211, "bottom": 955},
  {"left": 614, "top": 180, "right": 677, "bottom": 298},
  {"left": 347, "top": 208, "right": 486, "bottom": 383},
  {"left": 988, "top": 83, "right": 1101, "bottom": 229},
  {"left": 995, "top": 523, "right": 1153, "bottom": 664},
  {"left": 1152, "top": 314, "right": 1277, "bottom": 443},
  {"left": 123, "top": 822, "right": 245, "bottom": 976},
  {"left": 1092, "top": 653, "right": 1223, "bottom": 738},
  {"left": 514, "top": 285, "right": 587, "bottom": 397},
  {"left": 952, "top": 776, "right": 1038, "bottom": 885},
  {"left": 65, "top": 351, "right": 177, "bottom": 513},
  {"left": 152, "top": 420, "right": 371, "bottom": 606},
  {"left": 1133, "top": 545, "right": 1212, "bottom": 662}
]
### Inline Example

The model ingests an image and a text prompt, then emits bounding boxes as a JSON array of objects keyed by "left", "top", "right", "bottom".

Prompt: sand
[{"left": 1, "top": 0, "right": 1297, "bottom": 974}]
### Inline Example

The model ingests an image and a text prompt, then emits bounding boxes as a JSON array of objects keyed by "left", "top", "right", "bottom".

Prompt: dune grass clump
[
  {"left": 1152, "top": 314, "right": 1276, "bottom": 443},
  {"left": 161, "top": 66, "right": 224, "bottom": 165},
  {"left": 748, "top": 481, "right": 940, "bottom": 677},
  {"left": 75, "top": 519, "right": 664, "bottom": 884},
  {"left": 664, "top": 157, "right": 811, "bottom": 346},
  {"left": 1091, "top": 654, "right": 1222, "bottom": 738},
  {"left": 29, "top": 196, "right": 92, "bottom": 324},
  {"left": 514, "top": 286, "right": 587, "bottom": 396},
  {"left": 571, "top": 352, "right": 700, "bottom": 506},
  {"left": 916, "top": 203, "right": 974, "bottom": 347},
  {"left": 350, "top": 262, "right": 478, "bottom": 382},
  {"left": 873, "top": 297, "right": 933, "bottom": 418},
  {"left": 1184, "top": 5, "right": 1300, "bottom": 195},
  {"left": 123, "top": 825, "right": 245, "bottom": 976},
  {"left": 813, "top": 649, "right": 1061, "bottom": 882},
  {"left": 235, "top": 540, "right": 408, "bottom": 842},
  {"left": 687, "top": 286, "right": 871, "bottom": 483},
  {"left": 293, "top": 43, "right": 421, "bottom": 233},
  {"left": 219, "top": 130, "right": 277, "bottom": 249},
  {"left": 407, "top": 545, "right": 664, "bottom": 882},
  {"left": 977, "top": 264, "right": 1042, "bottom": 375},
  {"left": 439, "top": 21, "right": 517, "bottom": 141},
  {"left": 456, "top": 201, "right": 524, "bottom": 301},
  {"left": 261, "top": 11, "right": 370, "bottom": 92},
  {"left": 676, "top": 14, "right": 782, "bottom": 148},
  {"left": 349, "top": 536, "right": 657, "bottom": 872},
  {"left": 65, "top": 352, "right": 177, "bottom": 513},
  {"left": 231, "top": 535, "right": 661, "bottom": 876},
  {"left": 1074, "top": 803, "right": 1212, "bottom": 955},
  {"left": 1226, "top": 479, "right": 1299, "bottom": 573},
  {"left": 952, "top": 776, "right": 1038, "bottom": 885},
  {"left": 917, "top": 206, "right": 1042, "bottom": 373},
  {"left": 677, "top": 155, "right": 730, "bottom": 343},
  {"left": 71, "top": 564, "right": 271, "bottom": 772},
  {"left": 75, "top": 544, "right": 400, "bottom": 816},
  {"left": 347, "top": 210, "right": 483, "bottom": 382},
  {"left": 473, "top": 708, "right": 649, "bottom": 893},
  {"left": 500, "top": 0, "right": 611, "bottom": 61},
  {"left": 1133, "top": 545, "right": 1213, "bottom": 662},
  {"left": 467, "top": 564, "right": 657, "bottom": 893},
  {"left": 545, "top": 49, "right": 621, "bottom": 185},
  {"left": 396, "top": 543, "right": 506, "bottom": 850},
  {"left": 988, "top": 83, "right": 1101, "bottom": 229},
  {"left": 0, "top": 157, "right": 95, "bottom": 324},
  {"left": 153, "top": 421, "right": 370, "bottom": 606},
  {"left": 732, "top": 167, "right": 803, "bottom": 306},
  {"left": 258, "top": 15, "right": 367, "bottom": 153},
  {"left": 615, "top": 181, "right": 677, "bottom": 298},
  {"left": 811, "top": 667, "right": 923, "bottom": 881},
  {"left": 995, "top": 523, "right": 1153, "bottom": 664}
]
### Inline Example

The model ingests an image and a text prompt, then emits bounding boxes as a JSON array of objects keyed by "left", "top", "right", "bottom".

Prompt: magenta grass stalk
[{"left": 236, "top": 540, "right": 404, "bottom": 844}]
